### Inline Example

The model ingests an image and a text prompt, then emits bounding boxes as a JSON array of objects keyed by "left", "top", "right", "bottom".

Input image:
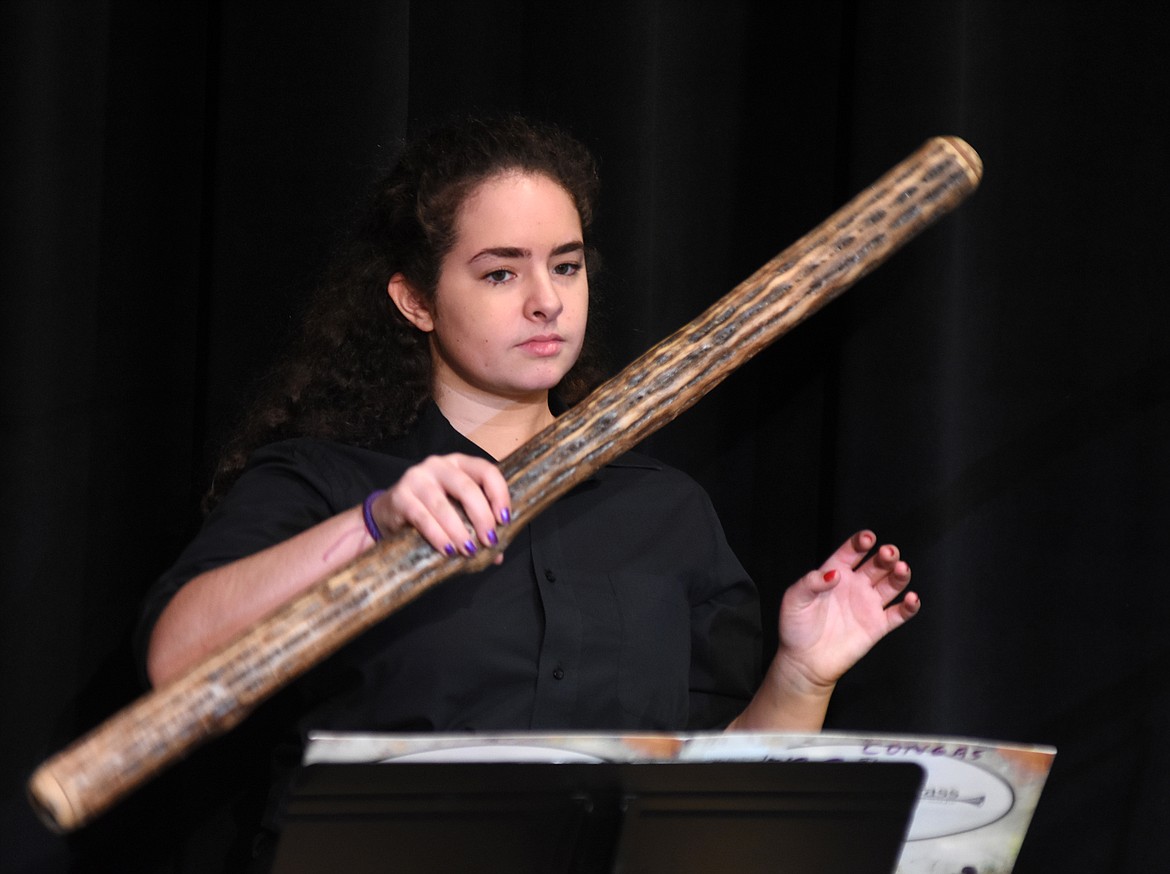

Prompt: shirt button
[
  {"left": 544, "top": 569, "right": 556, "bottom": 582},
  {"left": 553, "top": 667, "right": 565, "bottom": 680}
]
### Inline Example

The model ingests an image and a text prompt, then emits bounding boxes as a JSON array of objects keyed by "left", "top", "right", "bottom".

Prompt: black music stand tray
[{"left": 271, "top": 759, "right": 922, "bottom": 874}]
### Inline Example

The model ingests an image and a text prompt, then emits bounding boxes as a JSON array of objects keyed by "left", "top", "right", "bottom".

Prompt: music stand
[{"left": 271, "top": 759, "right": 922, "bottom": 873}]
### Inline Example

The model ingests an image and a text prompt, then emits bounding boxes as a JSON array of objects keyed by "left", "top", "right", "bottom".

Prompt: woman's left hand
[{"left": 775, "top": 529, "right": 920, "bottom": 692}]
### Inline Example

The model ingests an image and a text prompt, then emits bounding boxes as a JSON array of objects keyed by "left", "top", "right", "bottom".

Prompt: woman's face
[{"left": 409, "top": 171, "right": 588, "bottom": 405}]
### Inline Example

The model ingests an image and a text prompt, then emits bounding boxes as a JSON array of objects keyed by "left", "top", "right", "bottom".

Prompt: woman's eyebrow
[
  {"left": 469, "top": 240, "right": 584, "bottom": 263},
  {"left": 471, "top": 246, "right": 528, "bottom": 262}
]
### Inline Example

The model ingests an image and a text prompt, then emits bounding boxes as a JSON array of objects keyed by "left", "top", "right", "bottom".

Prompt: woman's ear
[{"left": 387, "top": 273, "right": 435, "bottom": 332}]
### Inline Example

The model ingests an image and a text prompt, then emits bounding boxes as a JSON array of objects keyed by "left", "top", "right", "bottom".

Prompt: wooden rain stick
[{"left": 28, "top": 136, "right": 982, "bottom": 832}]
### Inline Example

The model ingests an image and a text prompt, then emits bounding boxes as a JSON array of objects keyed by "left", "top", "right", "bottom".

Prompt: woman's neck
[{"left": 432, "top": 383, "right": 556, "bottom": 461}]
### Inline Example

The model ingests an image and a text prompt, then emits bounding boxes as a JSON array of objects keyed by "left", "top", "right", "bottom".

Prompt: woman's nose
[{"left": 525, "top": 272, "right": 564, "bottom": 321}]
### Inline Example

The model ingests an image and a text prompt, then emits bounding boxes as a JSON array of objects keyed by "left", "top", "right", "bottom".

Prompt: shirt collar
[{"left": 379, "top": 402, "right": 489, "bottom": 461}]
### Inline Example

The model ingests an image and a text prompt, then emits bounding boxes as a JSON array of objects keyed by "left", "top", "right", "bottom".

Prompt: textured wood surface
[{"left": 28, "top": 136, "right": 982, "bottom": 832}]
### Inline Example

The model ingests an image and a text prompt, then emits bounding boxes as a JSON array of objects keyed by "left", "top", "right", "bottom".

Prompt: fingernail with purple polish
[
  {"left": 488, "top": 529, "right": 499, "bottom": 546},
  {"left": 444, "top": 543, "right": 456, "bottom": 557},
  {"left": 464, "top": 540, "right": 478, "bottom": 555}
]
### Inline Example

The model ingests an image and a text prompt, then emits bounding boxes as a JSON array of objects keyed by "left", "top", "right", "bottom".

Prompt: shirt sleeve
[{"left": 685, "top": 487, "right": 763, "bottom": 730}]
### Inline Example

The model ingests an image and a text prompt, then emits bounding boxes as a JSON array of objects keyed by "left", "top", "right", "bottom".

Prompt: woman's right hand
[{"left": 368, "top": 454, "right": 512, "bottom": 557}]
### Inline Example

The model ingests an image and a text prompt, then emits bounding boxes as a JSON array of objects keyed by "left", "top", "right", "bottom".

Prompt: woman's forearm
[{"left": 145, "top": 505, "right": 372, "bottom": 688}]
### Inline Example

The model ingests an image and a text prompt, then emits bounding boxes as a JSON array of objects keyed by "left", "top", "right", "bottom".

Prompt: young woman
[{"left": 138, "top": 114, "right": 918, "bottom": 852}]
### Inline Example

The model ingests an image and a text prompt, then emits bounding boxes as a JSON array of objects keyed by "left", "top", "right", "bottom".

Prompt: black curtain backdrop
[{"left": 3, "top": 1, "right": 1168, "bottom": 871}]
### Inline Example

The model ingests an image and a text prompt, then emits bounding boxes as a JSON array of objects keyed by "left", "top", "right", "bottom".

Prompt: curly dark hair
[{"left": 206, "top": 114, "right": 607, "bottom": 509}]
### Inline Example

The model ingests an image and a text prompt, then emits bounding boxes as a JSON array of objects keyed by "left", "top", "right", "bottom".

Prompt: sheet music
[{"left": 305, "top": 730, "right": 1055, "bottom": 874}]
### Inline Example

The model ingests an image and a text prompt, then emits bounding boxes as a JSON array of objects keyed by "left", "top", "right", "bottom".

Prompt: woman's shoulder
[
  {"left": 229, "top": 436, "right": 419, "bottom": 513},
  {"left": 247, "top": 435, "right": 414, "bottom": 470},
  {"left": 605, "top": 447, "right": 695, "bottom": 481},
  {"left": 600, "top": 448, "right": 717, "bottom": 509}
]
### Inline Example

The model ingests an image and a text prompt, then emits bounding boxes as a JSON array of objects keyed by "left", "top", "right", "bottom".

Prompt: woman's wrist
[
  {"left": 767, "top": 648, "right": 838, "bottom": 700},
  {"left": 362, "top": 489, "right": 387, "bottom": 542},
  {"left": 727, "top": 652, "right": 836, "bottom": 733}
]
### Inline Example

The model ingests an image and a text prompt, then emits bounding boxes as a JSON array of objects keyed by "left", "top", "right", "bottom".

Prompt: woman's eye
[
  {"left": 484, "top": 269, "right": 514, "bottom": 285},
  {"left": 553, "top": 261, "right": 582, "bottom": 276}
]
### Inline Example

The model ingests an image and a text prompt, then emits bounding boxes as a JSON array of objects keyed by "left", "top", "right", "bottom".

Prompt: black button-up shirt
[{"left": 140, "top": 404, "right": 761, "bottom": 737}]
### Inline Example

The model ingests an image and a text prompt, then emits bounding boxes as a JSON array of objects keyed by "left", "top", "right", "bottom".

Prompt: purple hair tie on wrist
[{"left": 363, "top": 489, "right": 387, "bottom": 542}]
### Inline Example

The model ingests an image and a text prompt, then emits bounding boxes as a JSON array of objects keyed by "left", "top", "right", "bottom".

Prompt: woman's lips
[{"left": 518, "top": 335, "right": 565, "bottom": 356}]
